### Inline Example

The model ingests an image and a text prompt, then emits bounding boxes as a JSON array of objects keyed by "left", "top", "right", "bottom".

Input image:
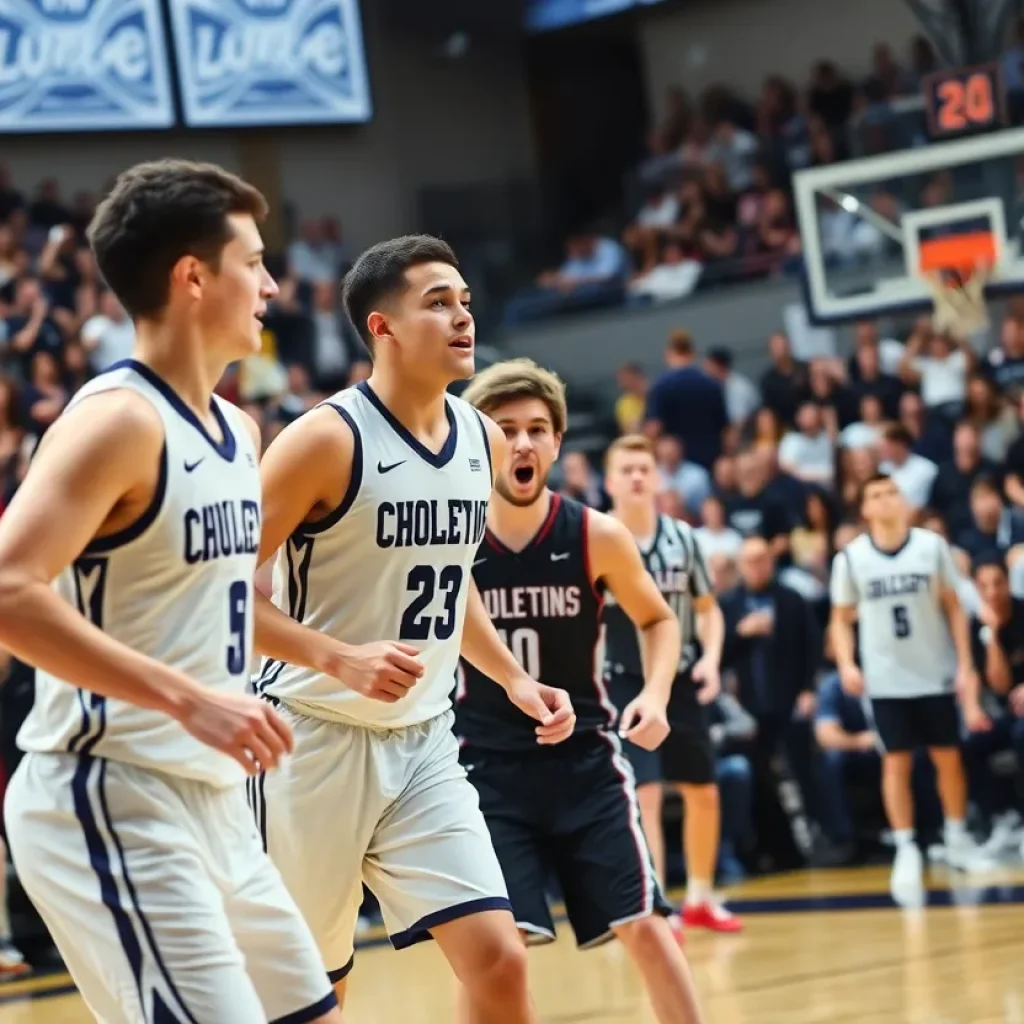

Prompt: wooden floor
[{"left": 4, "top": 866, "right": 1024, "bottom": 1023}]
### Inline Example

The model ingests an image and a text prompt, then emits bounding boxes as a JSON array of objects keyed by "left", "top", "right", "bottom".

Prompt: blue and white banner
[
  {"left": 0, "top": 0, "right": 175, "bottom": 133},
  {"left": 169, "top": 0, "right": 372, "bottom": 128}
]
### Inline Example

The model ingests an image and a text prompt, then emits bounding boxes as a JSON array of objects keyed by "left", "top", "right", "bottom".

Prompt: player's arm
[
  {"left": 460, "top": 413, "right": 576, "bottom": 744},
  {"left": 0, "top": 394, "right": 291, "bottom": 774},
  {"left": 589, "top": 510, "right": 681, "bottom": 750},
  {"left": 977, "top": 622, "right": 1013, "bottom": 696},
  {"left": 253, "top": 408, "right": 423, "bottom": 703},
  {"left": 828, "top": 550, "right": 863, "bottom": 696}
]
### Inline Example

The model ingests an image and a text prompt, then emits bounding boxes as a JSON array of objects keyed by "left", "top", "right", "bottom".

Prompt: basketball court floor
[{"left": 0, "top": 865, "right": 1020, "bottom": 1023}]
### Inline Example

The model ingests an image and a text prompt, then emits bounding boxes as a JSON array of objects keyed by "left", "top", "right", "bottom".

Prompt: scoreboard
[{"left": 924, "top": 63, "right": 1008, "bottom": 140}]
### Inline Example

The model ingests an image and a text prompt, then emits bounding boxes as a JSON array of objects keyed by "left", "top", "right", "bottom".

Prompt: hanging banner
[
  {"left": 0, "top": 0, "right": 175, "bottom": 133},
  {"left": 169, "top": 0, "right": 372, "bottom": 128}
]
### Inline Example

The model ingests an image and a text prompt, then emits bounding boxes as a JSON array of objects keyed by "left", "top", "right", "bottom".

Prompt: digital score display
[{"left": 924, "top": 63, "right": 1008, "bottom": 139}]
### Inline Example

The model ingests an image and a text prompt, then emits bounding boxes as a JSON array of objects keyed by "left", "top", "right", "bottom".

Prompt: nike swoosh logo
[
  {"left": 184, "top": 458, "right": 205, "bottom": 473},
  {"left": 378, "top": 460, "right": 406, "bottom": 474},
  {"left": 551, "top": 552, "right": 570, "bottom": 561}
]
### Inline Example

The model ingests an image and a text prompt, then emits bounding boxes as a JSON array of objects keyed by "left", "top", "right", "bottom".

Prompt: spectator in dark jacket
[{"left": 644, "top": 329, "right": 728, "bottom": 469}]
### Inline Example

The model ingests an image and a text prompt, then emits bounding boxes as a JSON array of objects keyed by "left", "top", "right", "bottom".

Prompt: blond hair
[
  {"left": 604, "top": 433, "right": 655, "bottom": 471},
  {"left": 462, "top": 358, "right": 567, "bottom": 435}
]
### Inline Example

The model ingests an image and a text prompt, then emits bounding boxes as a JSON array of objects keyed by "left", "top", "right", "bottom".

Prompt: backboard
[{"left": 794, "top": 123, "right": 1024, "bottom": 325}]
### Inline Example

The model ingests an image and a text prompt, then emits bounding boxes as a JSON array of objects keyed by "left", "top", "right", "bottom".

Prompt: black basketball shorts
[
  {"left": 460, "top": 735, "right": 673, "bottom": 949},
  {"left": 869, "top": 693, "right": 961, "bottom": 753},
  {"left": 605, "top": 669, "right": 716, "bottom": 787}
]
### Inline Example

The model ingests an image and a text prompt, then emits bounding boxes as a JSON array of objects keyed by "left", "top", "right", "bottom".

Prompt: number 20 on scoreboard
[{"left": 925, "top": 63, "right": 1008, "bottom": 140}]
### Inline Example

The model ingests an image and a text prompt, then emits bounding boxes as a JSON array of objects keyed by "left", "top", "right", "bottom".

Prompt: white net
[{"left": 923, "top": 265, "right": 990, "bottom": 339}]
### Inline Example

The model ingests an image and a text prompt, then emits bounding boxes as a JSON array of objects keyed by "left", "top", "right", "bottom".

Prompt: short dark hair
[
  {"left": 973, "top": 554, "right": 1008, "bottom": 578},
  {"left": 882, "top": 423, "right": 913, "bottom": 448},
  {"left": 667, "top": 329, "right": 694, "bottom": 358},
  {"left": 342, "top": 234, "right": 458, "bottom": 353},
  {"left": 87, "top": 159, "right": 268, "bottom": 320},
  {"left": 859, "top": 471, "right": 895, "bottom": 507}
]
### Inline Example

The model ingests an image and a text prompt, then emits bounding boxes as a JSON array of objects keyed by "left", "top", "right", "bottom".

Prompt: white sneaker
[
  {"left": 890, "top": 843, "right": 925, "bottom": 908},
  {"left": 982, "top": 811, "right": 1024, "bottom": 856},
  {"left": 945, "top": 834, "right": 996, "bottom": 872}
]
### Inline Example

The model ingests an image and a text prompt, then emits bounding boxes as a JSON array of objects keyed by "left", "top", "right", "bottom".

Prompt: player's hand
[
  {"left": 506, "top": 676, "right": 576, "bottom": 744},
  {"left": 619, "top": 694, "right": 670, "bottom": 752},
  {"left": 691, "top": 656, "right": 721, "bottom": 705},
  {"left": 1011, "top": 684, "right": 1024, "bottom": 718},
  {"left": 180, "top": 690, "right": 294, "bottom": 775},
  {"left": 331, "top": 641, "right": 425, "bottom": 703},
  {"left": 977, "top": 601, "right": 1000, "bottom": 631},
  {"left": 854, "top": 731, "right": 879, "bottom": 753},
  {"left": 838, "top": 663, "right": 864, "bottom": 697},
  {"left": 963, "top": 702, "right": 992, "bottom": 734}
]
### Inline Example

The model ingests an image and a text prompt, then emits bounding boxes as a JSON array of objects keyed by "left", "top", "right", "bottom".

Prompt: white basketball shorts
[
  {"left": 4, "top": 751, "right": 335, "bottom": 1024},
  {"left": 255, "top": 707, "right": 511, "bottom": 979}
]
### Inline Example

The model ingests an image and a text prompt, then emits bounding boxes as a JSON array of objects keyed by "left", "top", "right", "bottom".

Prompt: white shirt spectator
[
  {"left": 636, "top": 193, "right": 680, "bottom": 229},
  {"left": 660, "top": 461, "right": 711, "bottom": 518},
  {"left": 628, "top": 260, "right": 702, "bottom": 303},
  {"left": 561, "top": 237, "right": 626, "bottom": 285},
  {"left": 722, "top": 372, "right": 761, "bottom": 424},
  {"left": 778, "top": 429, "right": 834, "bottom": 486},
  {"left": 81, "top": 311, "right": 135, "bottom": 371},
  {"left": 839, "top": 421, "right": 882, "bottom": 450},
  {"left": 880, "top": 453, "right": 939, "bottom": 509},
  {"left": 911, "top": 349, "right": 968, "bottom": 408},
  {"left": 694, "top": 524, "right": 743, "bottom": 561}
]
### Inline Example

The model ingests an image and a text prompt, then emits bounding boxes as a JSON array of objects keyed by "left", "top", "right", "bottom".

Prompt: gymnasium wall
[
  {"left": 638, "top": 0, "right": 922, "bottom": 110},
  {"left": 0, "top": 2, "right": 535, "bottom": 252}
]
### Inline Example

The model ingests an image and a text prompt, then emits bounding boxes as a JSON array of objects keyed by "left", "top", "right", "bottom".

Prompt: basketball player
[
  {"left": 458, "top": 360, "right": 706, "bottom": 1024},
  {"left": 251, "top": 236, "right": 575, "bottom": 1022},
  {"left": 830, "top": 472, "right": 989, "bottom": 907},
  {"left": 0, "top": 161, "right": 341, "bottom": 1022},
  {"left": 603, "top": 435, "right": 741, "bottom": 933}
]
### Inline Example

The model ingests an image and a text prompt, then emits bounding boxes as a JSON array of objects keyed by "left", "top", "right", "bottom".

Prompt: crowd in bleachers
[{"left": 554, "top": 317, "right": 1024, "bottom": 873}]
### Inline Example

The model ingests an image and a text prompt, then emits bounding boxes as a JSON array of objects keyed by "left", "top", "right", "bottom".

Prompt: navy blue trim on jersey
[
  {"left": 105, "top": 359, "right": 237, "bottom": 463},
  {"left": 296, "top": 404, "right": 362, "bottom": 536},
  {"left": 327, "top": 955, "right": 354, "bottom": 984},
  {"left": 471, "top": 408, "right": 493, "bottom": 479},
  {"left": 389, "top": 897, "right": 513, "bottom": 950},
  {"left": 71, "top": 756, "right": 145, "bottom": 1007},
  {"left": 356, "top": 380, "right": 458, "bottom": 469},
  {"left": 638, "top": 514, "right": 664, "bottom": 558},
  {"left": 84, "top": 443, "right": 168, "bottom": 555},
  {"left": 67, "top": 557, "right": 110, "bottom": 754},
  {"left": 868, "top": 528, "right": 913, "bottom": 559},
  {"left": 96, "top": 759, "right": 202, "bottom": 1024},
  {"left": 270, "top": 990, "right": 339, "bottom": 1024}
]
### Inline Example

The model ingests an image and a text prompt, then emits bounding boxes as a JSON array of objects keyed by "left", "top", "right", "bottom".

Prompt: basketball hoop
[{"left": 918, "top": 231, "right": 993, "bottom": 339}]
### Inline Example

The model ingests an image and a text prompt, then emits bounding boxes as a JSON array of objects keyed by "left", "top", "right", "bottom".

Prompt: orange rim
[{"left": 919, "top": 231, "right": 996, "bottom": 278}]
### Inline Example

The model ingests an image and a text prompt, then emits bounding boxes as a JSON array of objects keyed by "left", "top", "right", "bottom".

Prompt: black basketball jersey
[
  {"left": 455, "top": 493, "right": 610, "bottom": 752},
  {"left": 603, "top": 513, "right": 711, "bottom": 684}
]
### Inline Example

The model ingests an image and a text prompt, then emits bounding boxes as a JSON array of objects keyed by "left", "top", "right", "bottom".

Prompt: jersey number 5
[
  {"left": 400, "top": 565, "right": 464, "bottom": 641},
  {"left": 892, "top": 604, "right": 911, "bottom": 639}
]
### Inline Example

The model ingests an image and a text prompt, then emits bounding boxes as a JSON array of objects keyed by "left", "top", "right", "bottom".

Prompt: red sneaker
[{"left": 681, "top": 901, "right": 744, "bottom": 933}]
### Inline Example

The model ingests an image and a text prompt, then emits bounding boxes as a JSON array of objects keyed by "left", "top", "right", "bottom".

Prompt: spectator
[
  {"left": 898, "top": 389, "right": 952, "bottom": 465},
  {"left": 744, "top": 405, "right": 785, "bottom": 454},
  {"left": 848, "top": 331, "right": 903, "bottom": 417},
  {"left": 839, "top": 393, "right": 885, "bottom": 451},
  {"left": 654, "top": 434, "right": 710, "bottom": 518},
  {"left": 559, "top": 450, "right": 605, "bottom": 509},
  {"left": 984, "top": 315, "right": 1024, "bottom": 399},
  {"left": 848, "top": 320, "right": 906, "bottom": 380},
  {"left": 704, "top": 347, "right": 760, "bottom": 425},
  {"left": 759, "top": 332, "right": 808, "bottom": 425},
  {"left": 0, "top": 276, "right": 63, "bottom": 376},
  {"left": 790, "top": 489, "right": 835, "bottom": 581},
  {"left": 965, "top": 558, "right": 1024, "bottom": 847},
  {"left": 708, "top": 693, "right": 758, "bottom": 882},
  {"left": 613, "top": 362, "right": 648, "bottom": 435},
  {"left": 954, "top": 477, "right": 1024, "bottom": 563},
  {"left": 928, "top": 421, "right": 1001, "bottom": 537},
  {"left": 963, "top": 372, "right": 1019, "bottom": 462},
  {"left": 778, "top": 401, "right": 835, "bottom": 488},
  {"left": 0, "top": 372, "right": 23, "bottom": 510},
  {"left": 899, "top": 320, "right": 975, "bottom": 421},
  {"left": 879, "top": 423, "right": 938, "bottom": 510},
  {"left": 694, "top": 493, "right": 743, "bottom": 561},
  {"left": 644, "top": 329, "right": 728, "bottom": 469},
  {"left": 80, "top": 288, "right": 134, "bottom": 372},
  {"left": 725, "top": 448, "right": 794, "bottom": 554}
]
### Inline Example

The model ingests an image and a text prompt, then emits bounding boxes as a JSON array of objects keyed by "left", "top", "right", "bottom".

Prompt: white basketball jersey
[
  {"left": 257, "top": 382, "right": 492, "bottom": 728},
  {"left": 829, "top": 528, "right": 959, "bottom": 699},
  {"left": 17, "top": 361, "right": 261, "bottom": 788}
]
